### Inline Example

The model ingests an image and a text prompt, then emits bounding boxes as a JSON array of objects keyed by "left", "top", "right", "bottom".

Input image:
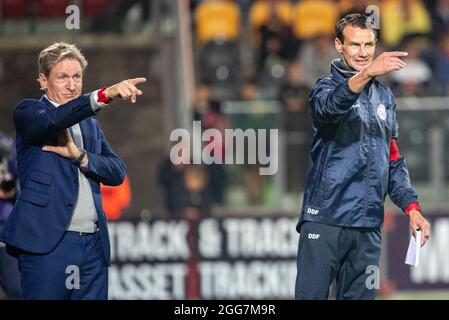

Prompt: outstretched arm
[
  {"left": 15, "top": 77, "right": 147, "bottom": 145},
  {"left": 310, "top": 52, "right": 408, "bottom": 124}
]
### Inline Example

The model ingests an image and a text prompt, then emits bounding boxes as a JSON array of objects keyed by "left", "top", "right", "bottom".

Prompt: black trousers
[{"left": 295, "top": 221, "right": 382, "bottom": 300}]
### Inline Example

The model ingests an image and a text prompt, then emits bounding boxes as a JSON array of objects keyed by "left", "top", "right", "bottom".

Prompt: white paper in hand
[{"left": 405, "top": 229, "right": 421, "bottom": 267}]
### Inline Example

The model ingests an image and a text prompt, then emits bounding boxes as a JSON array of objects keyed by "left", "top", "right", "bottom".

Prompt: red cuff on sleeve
[
  {"left": 98, "top": 87, "right": 113, "bottom": 104},
  {"left": 405, "top": 202, "right": 421, "bottom": 215},
  {"left": 390, "top": 138, "right": 400, "bottom": 161}
]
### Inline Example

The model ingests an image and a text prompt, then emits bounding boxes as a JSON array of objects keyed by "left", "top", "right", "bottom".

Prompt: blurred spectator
[
  {"left": 197, "top": 39, "right": 241, "bottom": 100},
  {"left": 257, "top": 35, "right": 289, "bottom": 99},
  {"left": 278, "top": 62, "right": 312, "bottom": 194},
  {"left": 197, "top": 38, "right": 241, "bottom": 100},
  {"left": 234, "top": 0, "right": 254, "bottom": 25},
  {"left": 181, "top": 165, "right": 212, "bottom": 218},
  {"left": 430, "top": 0, "right": 449, "bottom": 41},
  {"left": 389, "top": 36, "right": 433, "bottom": 96},
  {"left": 195, "top": 0, "right": 241, "bottom": 45},
  {"left": 201, "top": 100, "right": 229, "bottom": 160},
  {"left": 380, "top": 0, "right": 432, "bottom": 48},
  {"left": 159, "top": 158, "right": 212, "bottom": 218},
  {"left": 7, "top": 140, "right": 17, "bottom": 181},
  {"left": 179, "top": 164, "right": 211, "bottom": 300},
  {"left": 249, "top": 0, "right": 297, "bottom": 71},
  {"left": 192, "top": 82, "right": 213, "bottom": 122},
  {"left": 292, "top": 0, "right": 338, "bottom": 40},
  {"left": 159, "top": 155, "right": 186, "bottom": 216},
  {"left": 243, "top": 164, "right": 266, "bottom": 205},
  {"left": 100, "top": 175, "right": 132, "bottom": 221},
  {"left": 433, "top": 32, "right": 449, "bottom": 95},
  {"left": 0, "top": 133, "right": 16, "bottom": 186},
  {"left": 249, "top": 0, "right": 292, "bottom": 46},
  {"left": 259, "top": 20, "right": 297, "bottom": 67},
  {"left": 201, "top": 100, "right": 229, "bottom": 206},
  {"left": 158, "top": 160, "right": 209, "bottom": 301},
  {"left": 194, "top": 0, "right": 242, "bottom": 92},
  {"left": 241, "top": 77, "right": 266, "bottom": 100},
  {"left": 279, "top": 63, "right": 309, "bottom": 114},
  {"left": 0, "top": 159, "right": 21, "bottom": 300},
  {"left": 238, "top": 79, "right": 269, "bottom": 205},
  {"left": 298, "top": 33, "right": 339, "bottom": 88},
  {"left": 241, "top": 77, "right": 258, "bottom": 100},
  {"left": 0, "top": 132, "right": 13, "bottom": 161}
]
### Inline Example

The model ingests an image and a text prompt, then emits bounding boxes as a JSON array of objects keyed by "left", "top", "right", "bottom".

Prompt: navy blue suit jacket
[{"left": 0, "top": 94, "right": 126, "bottom": 265}]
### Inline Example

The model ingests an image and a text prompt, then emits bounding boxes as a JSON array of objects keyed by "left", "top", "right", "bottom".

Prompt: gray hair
[{"left": 38, "top": 42, "right": 88, "bottom": 77}]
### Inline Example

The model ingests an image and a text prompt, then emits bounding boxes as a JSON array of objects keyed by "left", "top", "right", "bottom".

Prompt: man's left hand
[
  {"left": 408, "top": 209, "right": 431, "bottom": 247},
  {"left": 42, "top": 129, "right": 83, "bottom": 162}
]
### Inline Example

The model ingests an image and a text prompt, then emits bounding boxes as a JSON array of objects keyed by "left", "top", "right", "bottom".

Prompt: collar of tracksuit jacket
[
  {"left": 331, "top": 58, "right": 357, "bottom": 79},
  {"left": 331, "top": 58, "right": 376, "bottom": 87}
]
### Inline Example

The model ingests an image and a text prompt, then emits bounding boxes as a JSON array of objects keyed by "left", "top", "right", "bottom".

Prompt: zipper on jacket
[
  {"left": 364, "top": 91, "right": 372, "bottom": 218},
  {"left": 318, "top": 143, "right": 331, "bottom": 207}
]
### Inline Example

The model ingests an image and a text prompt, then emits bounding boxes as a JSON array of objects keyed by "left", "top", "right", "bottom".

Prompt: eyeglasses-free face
[{"left": 38, "top": 58, "right": 83, "bottom": 105}]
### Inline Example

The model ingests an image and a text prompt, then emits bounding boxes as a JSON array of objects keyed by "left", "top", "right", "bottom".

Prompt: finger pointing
[
  {"left": 386, "top": 51, "right": 408, "bottom": 57},
  {"left": 129, "top": 77, "right": 147, "bottom": 86}
]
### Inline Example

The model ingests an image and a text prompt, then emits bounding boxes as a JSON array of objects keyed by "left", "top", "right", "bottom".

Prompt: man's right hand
[
  {"left": 362, "top": 51, "right": 408, "bottom": 78},
  {"left": 42, "top": 129, "right": 81, "bottom": 161},
  {"left": 104, "top": 77, "right": 146, "bottom": 103}
]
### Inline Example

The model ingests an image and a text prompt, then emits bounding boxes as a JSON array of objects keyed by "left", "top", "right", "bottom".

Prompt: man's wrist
[
  {"left": 71, "top": 148, "right": 87, "bottom": 167},
  {"left": 91, "top": 87, "right": 113, "bottom": 113},
  {"left": 359, "top": 68, "right": 373, "bottom": 81},
  {"left": 348, "top": 69, "right": 373, "bottom": 93},
  {"left": 80, "top": 155, "right": 89, "bottom": 170},
  {"left": 98, "top": 87, "right": 113, "bottom": 103},
  {"left": 70, "top": 148, "right": 81, "bottom": 161},
  {"left": 405, "top": 201, "right": 422, "bottom": 215}
]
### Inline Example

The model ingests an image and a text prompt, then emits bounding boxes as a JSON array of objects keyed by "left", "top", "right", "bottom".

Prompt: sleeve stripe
[
  {"left": 390, "top": 138, "right": 400, "bottom": 161},
  {"left": 90, "top": 88, "right": 112, "bottom": 112}
]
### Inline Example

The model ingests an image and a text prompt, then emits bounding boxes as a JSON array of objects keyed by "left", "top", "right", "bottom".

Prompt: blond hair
[{"left": 38, "top": 42, "right": 88, "bottom": 77}]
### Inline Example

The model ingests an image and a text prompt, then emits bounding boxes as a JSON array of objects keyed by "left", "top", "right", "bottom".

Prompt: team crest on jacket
[{"left": 377, "top": 104, "right": 386, "bottom": 120}]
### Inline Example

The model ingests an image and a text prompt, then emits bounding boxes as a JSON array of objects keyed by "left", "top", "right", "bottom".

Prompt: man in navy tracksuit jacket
[{"left": 295, "top": 14, "right": 431, "bottom": 300}]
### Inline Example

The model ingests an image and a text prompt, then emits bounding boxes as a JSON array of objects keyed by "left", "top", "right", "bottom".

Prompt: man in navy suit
[{"left": 0, "top": 42, "right": 146, "bottom": 299}]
